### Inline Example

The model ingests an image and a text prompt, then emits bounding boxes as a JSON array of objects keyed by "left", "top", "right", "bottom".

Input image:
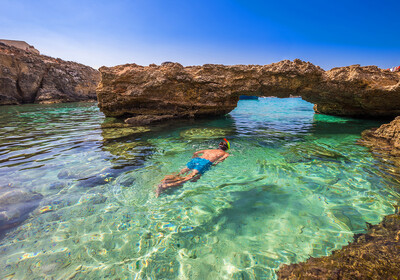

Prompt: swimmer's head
[
  {"left": 219, "top": 138, "right": 230, "bottom": 151},
  {"left": 219, "top": 142, "right": 228, "bottom": 151}
]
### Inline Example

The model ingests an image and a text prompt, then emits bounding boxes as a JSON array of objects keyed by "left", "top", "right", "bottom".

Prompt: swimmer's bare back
[{"left": 192, "top": 149, "right": 229, "bottom": 164}]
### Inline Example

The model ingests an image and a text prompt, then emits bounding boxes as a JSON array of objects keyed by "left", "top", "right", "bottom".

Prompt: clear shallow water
[{"left": 0, "top": 98, "right": 399, "bottom": 279}]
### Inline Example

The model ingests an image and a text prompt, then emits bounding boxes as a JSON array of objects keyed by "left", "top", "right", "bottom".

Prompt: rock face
[
  {"left": 360, "top": 116, "right": 400, "bottom": 158},
  {"left": 0, "top": 42, "right": 100, "bottom": 105},
  {"left": 310, "top": 65, "right": 400, "bottom": 117},
  {"left": 277, "top": 213, "right": 400, "bottom": 280},
  {"left": 97, "top": 60, "right": 400, "bottom": 123}
]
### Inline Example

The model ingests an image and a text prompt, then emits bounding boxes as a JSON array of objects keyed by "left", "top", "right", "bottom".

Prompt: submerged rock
[
  {"left": 277, "top": 213, "right": 400, "bottom": 279},
  {"left": 283, "top": 143, "right": 349, "bottom": 164},
  {"left": 0, "top": 187, "right": 43, "bottom": 232},
  {"left": 97, "top": 60, "right": 400, "bottom": 122},
  {"left": 180, "top": 127, "right": 232, "bottom": 139},
  {"left": 101, "top": 126, "right": 150, "bottom": 140},
  {"left": 0, "top": 42, "right": 100, "bottom": 105}
]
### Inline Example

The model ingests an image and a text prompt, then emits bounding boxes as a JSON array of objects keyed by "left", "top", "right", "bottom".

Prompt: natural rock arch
[{"left": 96, "top": 59, "right": 400, "bottom": 125}]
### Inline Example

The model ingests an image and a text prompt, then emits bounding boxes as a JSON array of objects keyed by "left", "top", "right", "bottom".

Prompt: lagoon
[{"left": 0, "top": 98, "right": 399, "bottom": 279}]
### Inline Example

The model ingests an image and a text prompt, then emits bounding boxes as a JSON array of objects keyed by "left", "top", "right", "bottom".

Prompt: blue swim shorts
[{"left": 186, "top": 157, "right": 213, "bottom": 174}]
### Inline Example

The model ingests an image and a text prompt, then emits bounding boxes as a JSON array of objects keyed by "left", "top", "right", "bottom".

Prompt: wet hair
[{"left": 219, "top": 141, "right": 228, "bottom": 151}]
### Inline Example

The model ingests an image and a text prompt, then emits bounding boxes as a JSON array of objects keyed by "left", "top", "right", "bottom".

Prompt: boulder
[{"left": 0, "top": 188, "right": 43, "bottom": 232}]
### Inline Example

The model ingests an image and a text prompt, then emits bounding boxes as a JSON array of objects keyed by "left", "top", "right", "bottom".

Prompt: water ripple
[{"left": 0, "top": 99, "right": 399, "bottom": 279}]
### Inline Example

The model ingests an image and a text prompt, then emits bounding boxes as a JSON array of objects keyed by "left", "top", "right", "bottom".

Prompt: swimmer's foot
[
  {"left": 155, "top": 183, "right": 165, "bottom": 197},
  {"left": 156, "top": 175, "right": 189, "bottom": 197},
  {"left": 155, "top": 179, "right": 174, "bottom": 197}
]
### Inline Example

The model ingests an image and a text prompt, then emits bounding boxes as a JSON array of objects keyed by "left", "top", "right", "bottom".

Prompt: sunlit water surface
[{"left": 0, "top": 98, "right": 399, "bottom": 279}]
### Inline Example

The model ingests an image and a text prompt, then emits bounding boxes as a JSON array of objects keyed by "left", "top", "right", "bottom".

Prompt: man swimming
[{"left": 156, "top": 139, "right": 230, "bottom": 197}]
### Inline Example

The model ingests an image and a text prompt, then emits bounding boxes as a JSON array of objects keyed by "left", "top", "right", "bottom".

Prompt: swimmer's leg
[
  {"left": 165, "top": 170, "right": 199, "bottom": 187},
  {"left": 156, "top": 170, "right": 199, "bottom": 197},
  {"left": 156, "top": 174, "right": 178, "bottom": 197},
  {"left": 190, "top": 173, "right": 202, "bottom": 182},
  {"left": 155, "top": 174, "right": 183, "bottom": 197},
  {"left": 163, "top": 174, "right": 179, "bottom": 182},
  {"left": 178, "top": 167, "right": 190, "bottom": 175}
]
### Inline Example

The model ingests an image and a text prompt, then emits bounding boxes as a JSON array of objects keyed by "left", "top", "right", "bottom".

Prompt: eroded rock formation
[
  {"left": 361, "top": 116, "right": 400, "bottom": 158},
  {"left": 0, "top": 42, "right": 100, "bottom": 105},
  {"left": 97, "top": 60, "right": 400, "bottom": 124},
  {"left": 277, "top": 213, "right": 400, "bottom": 279},
  {"left": 311, "top": 65, "right": 400, "bottom": 117}
]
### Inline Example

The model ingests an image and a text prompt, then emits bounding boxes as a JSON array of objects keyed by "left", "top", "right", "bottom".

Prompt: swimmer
[{"left": 156, "top": 139, "right": 230, "bottom": 197}]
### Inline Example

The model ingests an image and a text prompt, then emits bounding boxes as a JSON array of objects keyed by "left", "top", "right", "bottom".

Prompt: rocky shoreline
[
  {"left": 0, "top": 42, "right": 100, "bottom": 105},
  {"left": 277, "top": 212, "right": 400, "bottom": 279}
]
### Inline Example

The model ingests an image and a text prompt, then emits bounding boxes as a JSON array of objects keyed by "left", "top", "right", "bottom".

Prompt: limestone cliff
[
  {"left": 97, "top": 60, "right": 400, "bottom": 124},
  {"left": 0, "top": 42, "right": 100, "bottom": 105}
]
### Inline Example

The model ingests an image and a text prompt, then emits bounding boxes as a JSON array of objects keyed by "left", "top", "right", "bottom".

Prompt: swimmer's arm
[
  {"left": 213, "top": 153, "right": 230, "bottom": 165},
  {"left": 192, "top": 150, "right": 206, "bottom": 157}
]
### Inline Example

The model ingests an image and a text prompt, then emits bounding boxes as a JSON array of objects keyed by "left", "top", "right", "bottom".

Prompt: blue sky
[{"left": 1, "top": 0, "right": 399, "bottom": 70}]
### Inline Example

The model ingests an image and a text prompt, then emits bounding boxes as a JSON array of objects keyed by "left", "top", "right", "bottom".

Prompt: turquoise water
[{"left": 0, "top": 98, "right": 399, "bottom": 279}]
